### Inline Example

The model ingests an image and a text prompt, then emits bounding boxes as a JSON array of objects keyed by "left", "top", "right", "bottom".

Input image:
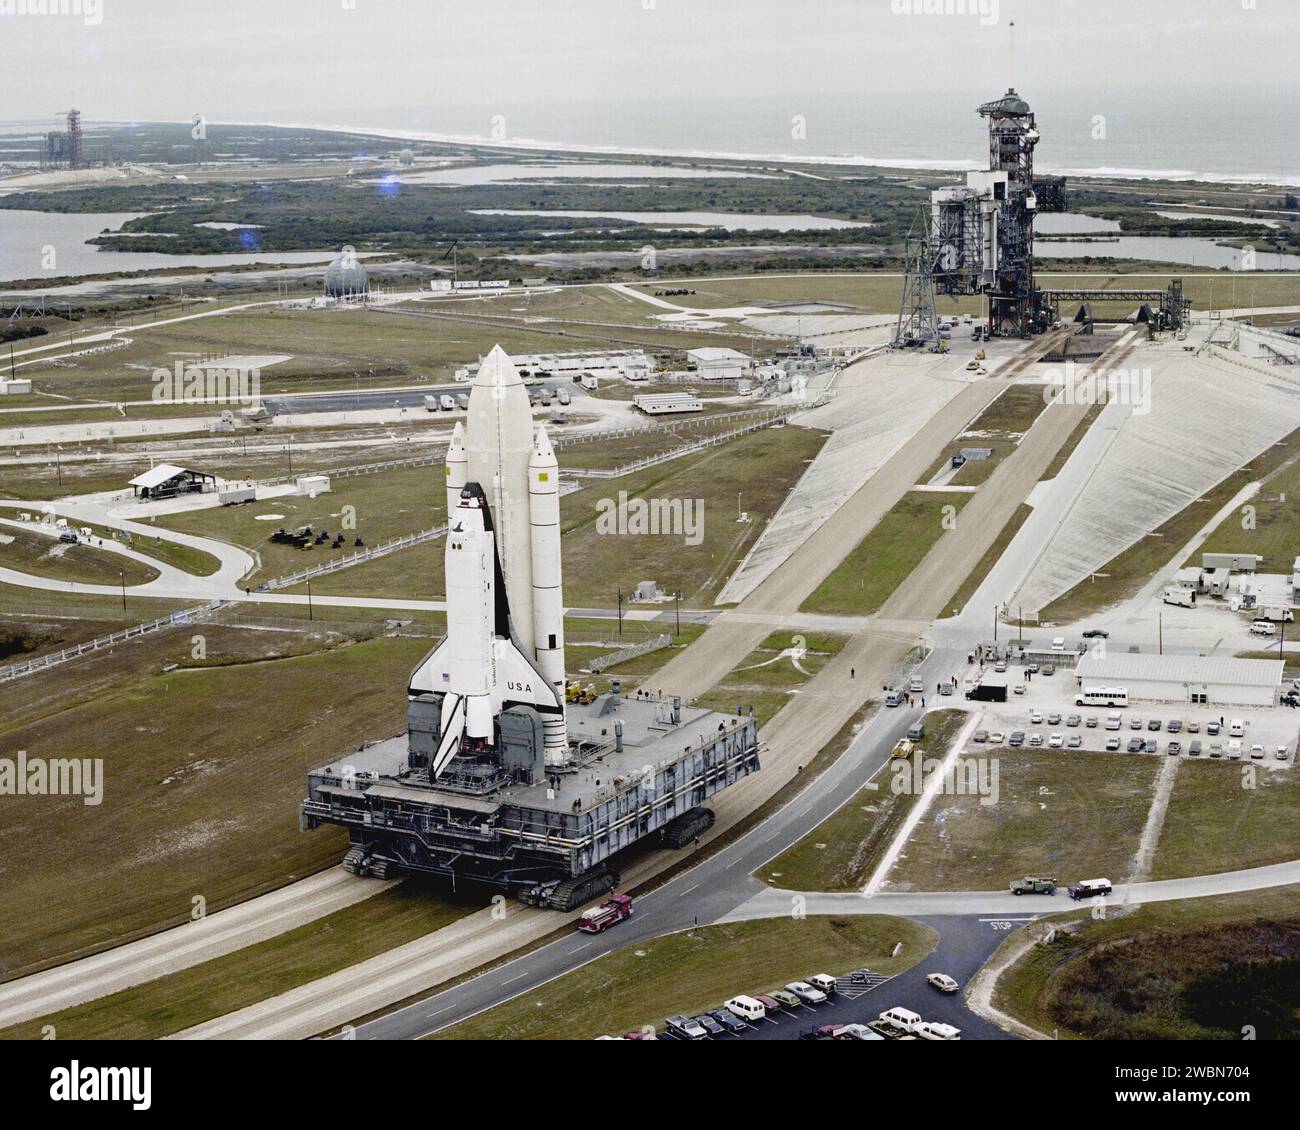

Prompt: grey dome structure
[{"left": 324, "top": 246, "right": 369, "bottom": 300}]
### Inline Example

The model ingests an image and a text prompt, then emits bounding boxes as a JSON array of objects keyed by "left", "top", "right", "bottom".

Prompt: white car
[
  {"left": 1029, "top": 732, "right": 1043, "bottom": 747},
  {"left": 834, "top": 1023, "right": 885, "bottom": 1041},
  {"left": 1250, "top": 743, "right": 1265, "bottom": 760},
  {"left": 1029, "top": 709, "right": 1044, "bottom": 724},
  {"left": 1049, "top": 733, "right": 1064, "bottom": 749},
  {"left": 926, "top": 973, "right": 960, "bottom": 993},
  {"left": 785, "top": 981, "right": 827, "bottom": 1005},
  {"left": 915, "top": 1021, "right": 963, "bottom": 1041}
]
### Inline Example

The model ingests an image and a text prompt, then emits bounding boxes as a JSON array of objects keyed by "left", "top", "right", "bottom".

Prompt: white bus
[{"left": 1075, "top": 686, "right": 1129, "bottom": 708}]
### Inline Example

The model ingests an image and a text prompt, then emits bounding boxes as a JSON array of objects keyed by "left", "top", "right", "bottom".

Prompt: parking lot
[
  {"left": 627, "top": 917, "right": 1017, "bottom": 1041},
  {"left": 962, "top": 658, "right": 1296, "bottom": 766}
]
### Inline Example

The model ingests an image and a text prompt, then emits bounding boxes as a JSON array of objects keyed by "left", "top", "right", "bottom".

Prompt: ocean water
[{"left": 322, "top": 86, "right": 1299, "bottom": 187}]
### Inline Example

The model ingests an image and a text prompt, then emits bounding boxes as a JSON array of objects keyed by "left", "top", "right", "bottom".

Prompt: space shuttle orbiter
[{"left": 408, "top": 346, "right": 569, "bottom": 779}]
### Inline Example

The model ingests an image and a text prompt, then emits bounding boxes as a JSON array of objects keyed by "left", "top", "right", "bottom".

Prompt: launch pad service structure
[
  {"left": 897, "top": 88, "right": 1189, "bottom": 347},
  {"left": 302, "top": 347, "right": 761, "bottom": 910}
]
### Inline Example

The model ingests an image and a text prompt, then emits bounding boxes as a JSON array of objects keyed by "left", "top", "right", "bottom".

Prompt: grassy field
[
  {"left": 0, "top": 507, "right": 222, "bottom": 577},
  {"left": 696, "top": 631, "right": 846, "bottom": 726},
  {"left": 1040, "top": 423, "right": 1300, "bottom": 624},
  {"left": 994, "top": 884, "right": 1300, "bottom": 1040},
  {"left": 887, "top": 747, "right": 1160, "bottom": 892},
  {"left": 284, "top": 425, "right": 827, "bottom": 605},
  {"left": 0, "top": 880, "right": 475, "bottom": 1041},
  {"left": 156, "top": 465, "right": 447, "bottom": 586},
  {"left": 1039, "top": 402, "right": 1105, "bottom": 482},
  {"left": 565, "top": 617, "right": 706, "bottom": 696},
  {"left": 0, "top": 624, "right": 434, "bottom": 979},
  {"left": 560, "top": 424, "right": 829, "bottom": 609},
  {"left": 625, "top": 275, "right": 980, "bottom": 316},
  {"left": 432, "top": 915, "right": 937, "bottom": 1041},
  {"left": 924, "top": 384, "right": 1051, "bottom": 487},
  {"left": 12, "top": 296, "right": 769, "bottom": 406},
  {"left": 761, "top": 708, "right": 969, "bottom": 891},
  {"left": 1152, "top": 760, "right": 1300, "bottom": 881},
  {"left": 0, "top": 525, "right": 159, "bottom": 587},
  {"left": 1194, "top": 443, "right": 1300, "bottom": 572},
  {"left": 947, "top": 503, "right": 1033, "bottom": 620},
  {"left": 801, "top": 491, "right": 972, "bottom": 616}
]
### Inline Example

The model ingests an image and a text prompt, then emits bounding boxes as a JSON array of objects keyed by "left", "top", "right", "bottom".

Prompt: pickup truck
[{"left": 1009, "top": 876, "right": 1057, "bottom": 895}]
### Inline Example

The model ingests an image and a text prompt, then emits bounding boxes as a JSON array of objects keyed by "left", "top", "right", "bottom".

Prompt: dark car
[
  {"left": 1189, "top": 740, "right": 1202, "bottom": 756},
  {"left": 1127, "top": 737, "right": 1144, "bottom": 752},
  {"left": 1167, "top": 719, "right": 1183, "bottom": 734},
  {"left": 707, "top": 1008, "right": 746, "bottom": 1034},
  {"left": 1147, "top": 718, "right": 1162, "bottom": 731},
  {"left": 1082, "top": 629, "right": 1109, "bottom": 639},
  {"left": 694, "top": 1014, "right": 725, "bottom": 1037}
]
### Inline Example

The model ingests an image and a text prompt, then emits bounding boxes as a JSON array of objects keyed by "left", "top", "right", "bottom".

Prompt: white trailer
[
  {"left": 1162, "top": 586, "right": 1196, "bottom": 608},
  {"left": 1259, "top": 605, "right": 1295, "bottom": 623}
]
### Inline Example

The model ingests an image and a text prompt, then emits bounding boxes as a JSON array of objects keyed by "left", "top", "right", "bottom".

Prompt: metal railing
[
  {"left": 588, "top": 633, "right": 673, "bottom": 674},
  {"left": 565, "top": 397, "right": 830, "bottom": 479},
  {"left": 0, "top": 599, "right": 229, "bottom": 683},
  {"left": 257, "top": 525, "right": 447, "bottom": 591}
]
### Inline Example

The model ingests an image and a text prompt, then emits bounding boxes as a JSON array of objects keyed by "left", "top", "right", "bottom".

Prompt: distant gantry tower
[{"left": 894, "top": 88, "right": 1068, "bottom": 344}]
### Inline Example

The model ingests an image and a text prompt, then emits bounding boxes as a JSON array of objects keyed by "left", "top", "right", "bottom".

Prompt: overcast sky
[{"left": 2, "top": 0, "right": 1296, "bottom": 124}]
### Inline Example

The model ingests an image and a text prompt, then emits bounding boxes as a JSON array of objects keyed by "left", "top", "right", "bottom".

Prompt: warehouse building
[
  {"left": 1073, "top": 653, "right": 1283, "bottom": 707},
  {"left": 686, "top": 346, "right": 752, "bottom": 380}
]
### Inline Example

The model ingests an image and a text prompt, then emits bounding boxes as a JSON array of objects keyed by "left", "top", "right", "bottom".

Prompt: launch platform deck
[{"left": 302, "top": 693, "right": 761, "bottom": 893}]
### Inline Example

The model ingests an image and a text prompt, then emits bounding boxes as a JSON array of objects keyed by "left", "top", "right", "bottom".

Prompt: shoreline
[{"left": 233, "top": 118, "right": 1300, "bottom": 191}]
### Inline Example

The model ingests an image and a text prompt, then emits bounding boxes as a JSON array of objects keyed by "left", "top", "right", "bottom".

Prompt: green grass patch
[
  {"left": 1152, "top": 759, "right": 1300, "bottom": 881},
  {"left": 887, "top": 746, "right": 1160, "bottom": 892},
  {"left": 762, "top": 708, "right": 968, "bottom": 891},
  {"left": 0, "top": 526, "right": 159, "bottom": 587},
  {"left": 994, "top": 884, "right": 1300, "bottom": 1040},
  {"left": 801, "top": 491, "right": 972, "bottom": 616},
  {"left": 0, "top": 628, "right": 433, "bottom": 979},
  {"left": 0, "top": 880, "right": 476, "bottom": 1041},
  {"left": 947, "top": 503, "right": 1033, "bottom": 619}
]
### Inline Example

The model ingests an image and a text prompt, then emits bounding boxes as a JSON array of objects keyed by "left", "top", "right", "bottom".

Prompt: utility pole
[
  {"left": 617, "top": 587, "right": 624, "bottom": 636},
  {"left": 993, "top": 604, "right": 999, "bottom": 645},
  {"left": 307, "top": 576, "right": 314, "bottom": 622},
  {"left": 1159, "top": 609, "right": 1164, "bottom": 656},
  {"left": 674, "top": 591, "right": 681, "bottom": 638},
  {"left": 118, "top": 571, "right": 126, "bottom": 613}
]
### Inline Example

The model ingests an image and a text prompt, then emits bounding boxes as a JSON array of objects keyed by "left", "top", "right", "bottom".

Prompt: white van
[
  {"left": 1228, "top": 718, "right": 1246, "bottom": 737},
  {"left": 724, "top": 995, "right": 766, "bottom": 1023},
  {"left": 1105, "top": 711, "right": 1123, "bottom": 731},
  {"left": 879, "top": 1006, "right": 922, "bottom": 1033},
  {"left": 1226, "top": 739, "right": 1243, "bottom": 759},
  {"left": 915, "top": 1021, "right": 963, "bottom": 1041},
  {"left": 807, "top": 974, "right": 837, "bottom": 996},
  {"left": 1250, "top": 621, "right": 1276, "bottom": 637},
  {"left": 1051, "top": 637, "right": 1066, "bottom": 652}
]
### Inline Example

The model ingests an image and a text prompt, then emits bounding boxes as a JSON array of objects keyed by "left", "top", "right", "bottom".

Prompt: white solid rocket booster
[
  {"left": 529, "top": 424, "right": 568, "bottom": 764},
  {"left": 444, "top": 420, "right": 467, "bottom": 517}
]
